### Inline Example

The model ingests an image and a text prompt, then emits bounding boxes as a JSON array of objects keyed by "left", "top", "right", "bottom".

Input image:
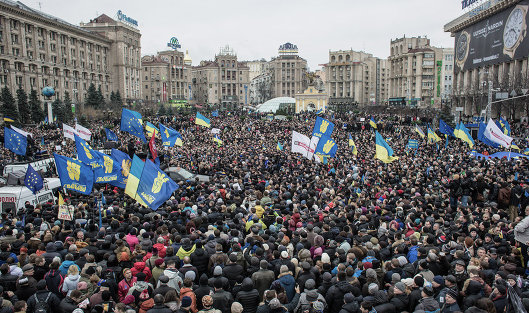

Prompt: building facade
[
  {"left": 441, "top": 48, "right": 454, "bottom": 108},
  {"left": 249, "top": 72, "right": 271, "bottom": 105},
  {"left": 247, "top": 59, "right": 269, "bottom": 81},
  {"left": 268, "top": 43, "right": 308, "bottom": 98},
  {"left": 295, "top": 85, "right": 329, "bottom": 113},
  {"left": 191, "top": 46, "right": 250, "bottom": 107},
  {"left": 325, "top": 50, "right": 389, "bottom": 108}
]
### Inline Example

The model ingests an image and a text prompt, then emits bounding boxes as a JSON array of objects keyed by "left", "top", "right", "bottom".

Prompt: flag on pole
[
  {"left": 369, "top": 117, "right": 377, "bottom": 129},
  {"left": 375, "top": 131, "right": 398, "bottom": 163},
  {"left": 427, "top": 127, "right": 442, "bottom": 144},
  {"left": 276, "top": 141, "right": 283, "bottom": 151},
  {"left": 415, "top": 125, "right": 425, "bottom": 138},
  {"left": 24, "top": 164, "right": 43, "bottom": 194},
  {"left": 348, "top": 134, "right": 357, "bottom": 156},
  {"left": 195, "top": 112, "right": 211, "bottom": 128},
  {"left": 454, "top": 122, "right": 475, "bottom": 148}
]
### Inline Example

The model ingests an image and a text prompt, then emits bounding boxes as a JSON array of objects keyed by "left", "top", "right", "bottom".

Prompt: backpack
[
  {"left": 34, "top": 293, "right": 51, "bottom": 313},
  {"left": 104, "top": 268, "right": 117, "bottom": 282},
  {"left": 299, "top": 300, "right": 325, "bottom": 313}
]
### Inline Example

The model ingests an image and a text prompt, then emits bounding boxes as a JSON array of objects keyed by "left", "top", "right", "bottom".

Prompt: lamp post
[{"left": 41, "top": 86, "right": 55, "bottom": 124}]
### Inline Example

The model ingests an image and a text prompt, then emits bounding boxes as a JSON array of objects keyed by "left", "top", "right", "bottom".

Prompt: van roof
[{"left": 0, "top": 178, "right": 60, "bottom": 193}]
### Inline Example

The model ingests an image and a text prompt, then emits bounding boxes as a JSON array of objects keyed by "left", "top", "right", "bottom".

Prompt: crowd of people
[{"left": 0, "top": 110, "right": 529, "bottom": 313}]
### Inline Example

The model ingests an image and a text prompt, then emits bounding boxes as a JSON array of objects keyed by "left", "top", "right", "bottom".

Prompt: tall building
[
  {"left": 441, "top": 48, "right": 454, "bottom": 108},
  {"left": 325, "top": 50, "right": 388, "bottom": 108},
  {"left": 80, "top": 14, "right": 141, "bottom": 103},
  {"left": 388, "top": 36, "right": 445, "bottom": 107},
  {"left": 247, "top": 59, "right": 269, "bottom": 81},
  {"left": 445, "top": 0, "right": 529, "bottom": 119},
  {"left": 249, "top": 72, "right": 271, "bottom": 105},
  {"left": 268, "top": 43, "right": 308, "bottom": 98},
  {"left": 191, "top": 45, "right": 250, "bottom": 107},
  {"left": 141, "top": 49, "right": 192, "bottom": 104}
]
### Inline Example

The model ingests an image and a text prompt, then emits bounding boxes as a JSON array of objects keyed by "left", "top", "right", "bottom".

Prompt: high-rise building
[
  {"left": 247, "top": 59, "right": 269, "bottom": 81},
  {"left": 191, "top": 45, "right": 250, "bottom": 107},
  {"left": 441, "top": 48, "right": 454, "bottom": 109},
  {"left": 325, "top": 50, "right": 388, "bottom": 109},
  {"left": 268, "top": 43, "right": 308, "bottom": 98},
  {"left": 388, "top": 36, "right": 445, "bottom": 107}
]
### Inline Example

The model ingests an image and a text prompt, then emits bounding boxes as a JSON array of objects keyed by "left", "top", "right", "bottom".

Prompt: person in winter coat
[
  {"left": 179, "top": 278, "right": 197, "bottom": 313},
  {"left": 235, "top": 278, "right": 259, "bottom": 313},
  {"left": 338, "top": 293, "right": 361, "bottom": 313},
  {"left": 146, "top": 294, "right": 173, "bottom": 313},
  {"left": 58, "top": 290, "right": 83, "bottom": 313},
  {"left": 462, "top": 280, "right": 483, "bottom": 311},
  {"left": 27, "top": 280, "right": 61, "bottom": 313},
  {"left": 222, "top": 254, "right": 243, "bottom": 290},
  {"left": 44, "top": 261, "right": 64, "bottom": 299},
  {"left": 118, "top": 268, "right": 137, "bottom": 302},
  {"left": 190, "top": 242, "right": 209, "bottom": 278},
  {"left": 194, "top": 274, "right": 213, "bottom": 311},
  {"left": 128, "top": 272, "right": 154, "bottom": 306},
  {"left": 389, "top": 282, "right": 409, "bottom": 312},
  {"left": 413, "top": 286, "right": 440, "bottom": 313},
  {"left": 325, "top": 272, "right": 355, "bottom": 313},
  {"left": 58, "top": 254, "right": 80, "bottom": 276},
  {"left": 273, "top": 265, "right": 295, "bottom": 302},
  {"left": 211, "top": 279, "right": 233, "bottom": 313},
  {"left": 160, "top": 260, "right": 183, "bottom": 296},
  {"left": 294, "top": 279, "right": 327, "bottom": 313},
  {"left": 132, "top": 261, "right": 153, "bottom": 282},
  {"left": 491, "top": 283, "right": 510, "bottom": 313},
  {"left": 42, "top": 243, "right": 61, "bottom": 266},
  {"left": 252, "top": 260, "right": 275, "bottom": 299},
  {"left": 256, "top": 288, "right": 300, "bottom": 313},
  {"left": 61, "top": 264, "right": 80, "bottom": 296},
  {"left": 440, "top": 289, "right": 460, "bottom": 313}
]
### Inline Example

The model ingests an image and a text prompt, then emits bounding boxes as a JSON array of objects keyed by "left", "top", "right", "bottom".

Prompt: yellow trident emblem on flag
[
  {"left": 320, "top": 120, "right": 329, "bottom": 134},
  {"left": 103, "top": 156, "right": 113, "bottom": 174},
  {"left": 121, "top": 159, "right": 131, "bottom": 177},
  {"left": 66, "top": 160, "right": 81, "bottom": 180},
  {"left": 164, "top": 129, "right": 170, "bottom": 139},
  {"left": 82, "top": 143, "right": 92, "bottom": 159},
  {"left": 151, "top": 172, "right": 169, "bottom": 194},
  {"left": 322, "top": 140, "right": 335, "bottom": 154}
]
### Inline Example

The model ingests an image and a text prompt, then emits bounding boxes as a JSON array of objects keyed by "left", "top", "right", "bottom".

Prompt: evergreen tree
[
  {"left": 158, "top": 104, "right": 166, "bottom": 116},
  {"left": 439, "top": 103, "right": 454, "bottom": 127},
  {"left": 115, "top": 90, "right": 123, "bottom": 106},
  {"left": 16, "top": 85, "right": 30, "bottom": 123},
  {"left": 52, "top": 98, "right": 65, "bottom": 122},
  {"left": 97, "top": 85, "right": 105, "bottom": 107},
  {"left": 110, "top": 91, "right": 116, "bottom": 104},
  {"left": 63, "top": 91, "right": 73, "bottom": 122},
  {"left": 29, "top": 89, "right": 45, "bottom": 123},
  {"left": 1, "top": 86, "right": 19, "bottom": 122},
  {"left": 85, "top": 83, "right": 99, "bottom": 107}
]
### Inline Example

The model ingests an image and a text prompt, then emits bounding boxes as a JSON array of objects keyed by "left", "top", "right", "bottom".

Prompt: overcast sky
[{"left": 26, "top": 0, "right": 463, "bottom": 70}]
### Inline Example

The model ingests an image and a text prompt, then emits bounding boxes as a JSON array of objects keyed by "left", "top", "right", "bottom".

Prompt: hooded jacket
[
  {"left": 276, "top": 272, "right": 296, "bottom": 302},
  {"left": 462, "top": 280, "right": 482, "bottom": 311},
  {"left": 44, "top": 269, "right": 64, "bottom": 299},
  {"left": 42, "top": 242, "right": 61, "bottom": 266},
  {"left": 235, "top": 278, "right": 259, "bottom": 313},
  {"left": 294, "top": 289, "right": 327, "bottom": 313},
  {"left": 194, "top": 274, "right": 213, "bottom": 311},
  {"left": 325, "top": 280, "right": 355, "bottom": 313},
  {"left": 414, "top": 297, "right": 440, "bottom": 313},
  {"left": 190, "top": 247, "right": 210, "bottom": 277},
  {"left": 161, "top": 268, "right": 183, "bottom": 294},
  {"left": 61, "top": 274, "right": 80, "bottom": 296},
  {"left": 58, "top": 260, "right": 80, "bottom": 275},
  {"left": 132, "top": 262, "right": 153, "bottom": 282}
]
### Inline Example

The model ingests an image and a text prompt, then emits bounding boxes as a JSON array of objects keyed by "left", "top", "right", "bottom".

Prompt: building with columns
[
  {"left": 268, "top": 43, "right": 308, "bottom": 98},
  {"left": 295, "top": 85, "right": 329, "bottom": 113}
]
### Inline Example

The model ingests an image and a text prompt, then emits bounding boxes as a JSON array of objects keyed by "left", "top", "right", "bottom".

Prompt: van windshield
[{"left": 1, "top": 202, "right": 16, "bottom": 214}]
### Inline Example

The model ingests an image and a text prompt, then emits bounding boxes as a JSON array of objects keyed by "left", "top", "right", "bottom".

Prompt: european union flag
[
  {"left": 314, "top": 134, "right": 337, "bottom": 158},
  {"left": 75, "top": 134, "right": 102, "bottom": 169},
  {"left": 54, "top": 153, "right": 94, "bottom": 195},
  {"left": 312, "top": 116, "right": 335, "bottom": 138},
  {"left": 93, "top": 152, "right": 120, "bottom": 184},
  {"left": 4, "top": 127, "right": 27, "bottom": 155},
  {"left": 120, "top": 109, "right": 146, "bottom": 142},
  {"left": 109, "top": 148, "right": 131, "bottom": 189},
  {"left": 105, "top": 128, "right": 118, "bottom": 141},
  {"left": 211, "top": 110, "right": 219, "bottom": 117},
  {"left": 24, "top": 164, "right": 43, "bottom": 194},
  {"left": 160, "top": 124, "right": 182, "bottom": 147},
  {"left": 439, "top": 119, "right": 455, "bottom": 137},
  {"left": 136, "top": 159, "right": 178, "bottom": 211}
]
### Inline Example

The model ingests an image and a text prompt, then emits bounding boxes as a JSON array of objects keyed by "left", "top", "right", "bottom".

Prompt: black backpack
[{"left": 34, "top": 293, "right": 51, "bottom": 313}]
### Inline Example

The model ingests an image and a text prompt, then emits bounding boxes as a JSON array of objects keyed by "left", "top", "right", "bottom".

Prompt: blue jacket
[
  {"left": 407, "top": 245, "right": 418, "bottom": 264},
  {"left": 58, "top": 260, "right": 80, "bottom": 275},
  {"left": 276, "top": 274, "right": 296, "bottom": 302}
]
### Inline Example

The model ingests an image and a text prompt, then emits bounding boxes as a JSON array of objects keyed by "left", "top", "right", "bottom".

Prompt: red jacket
[
  {"left": 131, "top": 262, "right": 152, "bottom": 282},
  {"left": 117, "top": 277, "right": 137, "bottom": 301}
]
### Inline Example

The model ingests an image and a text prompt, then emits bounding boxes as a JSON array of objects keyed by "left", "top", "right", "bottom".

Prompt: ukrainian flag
[
  {"left": 524, "top": 148, "right": 529, "bottom": 155},
  {"left": 124, "top": 155, "right": 147, "bottom": 207},
  {"left": 499, "top": 117, "right": 511, "bottom": 136},
  {"left": 348, "top": 134, "right": 357, "bottom": 156},
  {"left": 454, "top": 122, "right": 474, "bottom": 148},
  {"left": 3, "top": 117, "right": 14, "bottom": 123},
  {"left": 145, "top": 122, "right": 159, "bottom": 138},
  {"left": 276, "top": 141, "right": 283, "bottom": 151},
  {"left": 369, "top": 117, "right": 377, "bottom": 129},
  {"left": 511, "top": 141, "right": 521, "bottom": 151},
  {"left": 375, "top": 131, "right": 398, "bottom": 163},
  {"left": 415, "top": 125, "right": 425, "bottom": 138},
  {"left": 213, "top": 134, "right": 223, "bottom": 146},
  {"left": 195, "top": 112, "right": 211, "bottom": 128},
  {"left": 427, "top": 127, "right": 441, "bottom": 144}
]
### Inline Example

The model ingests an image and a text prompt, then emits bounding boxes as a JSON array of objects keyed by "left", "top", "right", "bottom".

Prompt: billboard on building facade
[{"left": 454, "top": 0, "right": 529, "bottom": 73}]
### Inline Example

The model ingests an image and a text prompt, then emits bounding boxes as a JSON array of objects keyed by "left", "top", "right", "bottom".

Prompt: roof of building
[
  {"left": 407, "top": 48, "right": 434, "bottom": 53},
  {"left": 92, "top": 14, "right": 115, "bottom": 24},
  {"left": 256, "top": 97, "right": 295, "bottom": 113},
  {"left": 141, "top": 55, "right": 169, "bottom": 65}
]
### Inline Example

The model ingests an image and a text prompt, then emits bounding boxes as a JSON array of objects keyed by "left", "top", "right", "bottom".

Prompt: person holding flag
[
  {"left": 369, "top": 117, "right": 377, "bottom": 129},
  {"left": 348, "top": 134, "right": 357, "bottom": 156},
  {"left": 375, "top": 131, "right": 397, "bottom": 163}
]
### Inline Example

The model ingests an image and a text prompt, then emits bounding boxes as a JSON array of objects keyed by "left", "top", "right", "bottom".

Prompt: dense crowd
[{"left": 1, "top": 111, "right": 529, "bottom": 313}]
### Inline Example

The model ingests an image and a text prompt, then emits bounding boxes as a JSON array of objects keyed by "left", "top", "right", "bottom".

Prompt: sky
[{"left": 26, "top": 0, "right": 463, "bottom": 71}]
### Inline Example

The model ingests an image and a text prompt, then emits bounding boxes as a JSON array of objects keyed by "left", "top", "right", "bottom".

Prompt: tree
[
  {"left": 439, "top": 102, "right": 454, "bottom": 127},
  {"left": 52, "top": 98, "right": 65, "bottom": 123},
  {"left": 16, "top": 85, "right": 31, "bottom": 124},
  {"left": 97, "top": 85, "right": 105, "bottom": 108},
  {"left": 115, "top": 90, "right": 123, "bottom": 106},
  {"left": 158, "top": 104, "right": 166, "bottom": 116},
  {"left": 63, "top": 91, "right": 74, "bottom": 122},
  {"left": 29, "top": 89, "right": 45, "bottom": 123},
  {"left": 1, "top": 86, "right": 19, "bottom": 122},
  {"left": 85, "top": 83, "right": 99, "bottom": 107},
  {"left": 110, "top": 91, "right": 116, "bottom": 104}
]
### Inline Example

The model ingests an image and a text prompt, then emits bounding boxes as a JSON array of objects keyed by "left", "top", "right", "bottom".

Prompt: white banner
[
  {"left": 11, "top": 126, "right": 32, "bottom": 138},
  {"left": 211, "top": 128, "right": 221, "bottom": 134},
  {"left": 291, "top": 131, "right": 311, "bottom": 157},
  {"left": 63, "top": 123, "right": 77, "bottom": 140},
  {"left": 484, "top": 119, "right": 513, "bottom": 148},
  {"left": 308, "top": 136, "right": 319, "bottom": 160},
  {"left": 75, "top": 123, "right": 91, "bottom": 141}
]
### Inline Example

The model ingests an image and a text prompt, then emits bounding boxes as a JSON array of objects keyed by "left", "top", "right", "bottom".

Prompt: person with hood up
[
  {"left": 42, "top": 242, "right": 61, "bottom": 266},
  {"left": 325, "top": 271, "right": 355, "bottom": 313},
  {"left": 58, "top": 254, "right": 79, "bottom": 275},
  {"left": 293, "top": 279, "right": 327, "bottom": 313},
  {"left": 462, "top": 280, "right": 483, "bottom": 311},
  {"left": 235, "top": 277, "right": 259, "bottom": 313},
  {"left": 190, "top": 242, "right": 210, "bottom": 278},
  {"left": 128, "top": 272, "right": 154, "bottom": 306},
  {"left": 194, "top": 274, "right": 213, "bottom": 312},
  {"left": 413, "top": 285, "right": 439, "bottom": 313},
  {"left": 118, "top": 268, "right": 137, "bottom": 302},
  {"left": 273, "top": 265, "right": 295, "bottom": 302},
  {"left": 61, "top": 264, "right": 80, "bottom": 296},
  {"left": 131, "top": 258, "right": 153, "bottom": 282},
  {"left": 176, "top": 239, "right": 196, "bottom": 261},
  {"left": 159, "top": 259, "right": 183, "bottom": 296},
  {"left": 44, "top": 260, "right": 64, "bottom": 299}
]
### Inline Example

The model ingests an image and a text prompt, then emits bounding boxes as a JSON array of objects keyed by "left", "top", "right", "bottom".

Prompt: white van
[
  {"left": 3, "top": 158, "right": 55, "bottom": 176},
  {"left": 0, "top": 178, "right": 62, "bottom": 214}
]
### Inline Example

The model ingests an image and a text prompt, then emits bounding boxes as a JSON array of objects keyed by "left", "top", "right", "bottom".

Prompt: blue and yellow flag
[
  {"left": 439, "top": 119, "right": 455, "bottom": 137},
  {"left": 75, "top": 134, "right": 102, "bottom": 169},
  {"left": 136, "top": 159, "right": 179, "bottom": 211},
  {"left": 415, "top": 125, "right": 425, "bottom": 138},
  {"left": 213, "top": 134, "right": 223, "bottom": 146},
  {"left": 160, "top": 124, "right": 182, "bottom": 147},
  {"left": 109, "top": 149, "right": 131, "bottom": 189},
  {"left": 314, "top": 134, "right": 337, "bottom": 158},
  {"left": 315, "top": 109, "right": 323, "bottom": 115},
  {"left": 511, "top": 141, "right": 521, "bottom": 151},
  {"left": 24, "top": 164, "right": 43, "bottom": 195},
  {"left": 3, "top": 117, "right": 14, "bottom": 123},
  {"left": 145, "top": 122, "right": 159, "bottom": 138},
  {"left": 311, "top": 116, "right": 334, "bottom": 138},
  {"left": 498, "top": 117, "right": 511, "bottom": 136},
  {"left": 54, "top": 153, "right": 94, "bottom": 195},
  {"left": 195, "top": 112, "right": 211, "bottom": 128},
  {"left": 375, "top": 131, "right": 398, "bottom": 163},
  {"left": 348, "top": 134, "right": 357, "bottom": 156},
  {"left": 120, "top": 109, "right": 146, "bottom": 142},
  {"left": 454, "top": 122, "right": 474, "bottom": 148},
  {"left": 427, "top": 127, "right": 442, "bottom": 144},
  {"left": 105, "top": 128, "right": 118, "bottom": 141},
  {"left": 407, "top": 139, "right": 419, "bottom": 149},
  {"left": 369, "top": 117, "right": 377, "bottom": 129},
  {"left": 93, "top": 151, "right": 120, "bottom": 184},
  {"left": 4, "top": 127, "right": 27, "bottom": 155},
  {"left": 125, "top": 155, "right": 148, "bottom": 207},
  {"left": 277, "top": 141, "right": 283, "bottom": 151},
  {"left": 212, "top": 110, "right": 219, "bottom": 117}
]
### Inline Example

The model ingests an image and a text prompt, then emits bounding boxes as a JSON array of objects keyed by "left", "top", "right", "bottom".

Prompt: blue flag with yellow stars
[
  {"left": 136, "top": 159, "right": 178, "bottom": 211},
  {"left": 24, "top": 164, "right": 43, "bottom": 194},
  {"left": 104, "top": 128, "right": 118, "bottom": 141},
  {"left": 120, "top": 109, "right": 146, "bottom": 142},
  {"left": 54, "top": 153, "right": 94, "bottom": 195},
  {"left": 4, "top": 127, "right": 27, "bottom": 155},
  {"left": 312, "top": 116, "right": 335, "bottom": 139}
]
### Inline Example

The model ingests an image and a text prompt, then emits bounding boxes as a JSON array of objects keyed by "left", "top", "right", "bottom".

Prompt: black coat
[
  {"left": 146, "top": 304, "right": 173, "bottom": 313},
  {"left": 190, "top": 248, "right": 209, "bottom": 277},
  {"left": 27, "top": 291, "right": 61, "bottom": 313},
  {"left": 58, "top": 297, "right": 79, "bottom": 313},
  {"left": 0, "top": 273, "right": 18, "bottom": 292},
  {"left": 235, "top": 278, "right": 259, "bottom": 313},
  {"left": 390, "top": 293, "right": 409, "bottom": 312},
  {"left": 222, "top": 263, "right": 244, "bottom": 288},
  {"left": 325, "top": 281, "right": 355, "bottom": 313}
]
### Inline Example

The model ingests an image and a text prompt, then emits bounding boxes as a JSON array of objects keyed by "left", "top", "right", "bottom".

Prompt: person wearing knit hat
[
  {"left": 231, "top": 302, "right": 243, "bottom": 313},
  {"left": 391, "top": 273, "right": 401, "bottom": 285},
  {"left": 181, "top": 296, "right": 192, "bottom": 310},
  {"left": 202, "top": 295, "right": 214, "bottom": 309}
]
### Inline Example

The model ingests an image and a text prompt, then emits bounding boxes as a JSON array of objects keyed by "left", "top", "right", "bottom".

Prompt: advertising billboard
[{"left": 454, "top": 0, "right": 529, "bottom": 72}]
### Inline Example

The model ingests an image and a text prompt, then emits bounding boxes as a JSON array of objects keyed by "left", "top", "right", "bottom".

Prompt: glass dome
[{"left": 255, "top": 97, "right": 295, "bottom": 113}]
